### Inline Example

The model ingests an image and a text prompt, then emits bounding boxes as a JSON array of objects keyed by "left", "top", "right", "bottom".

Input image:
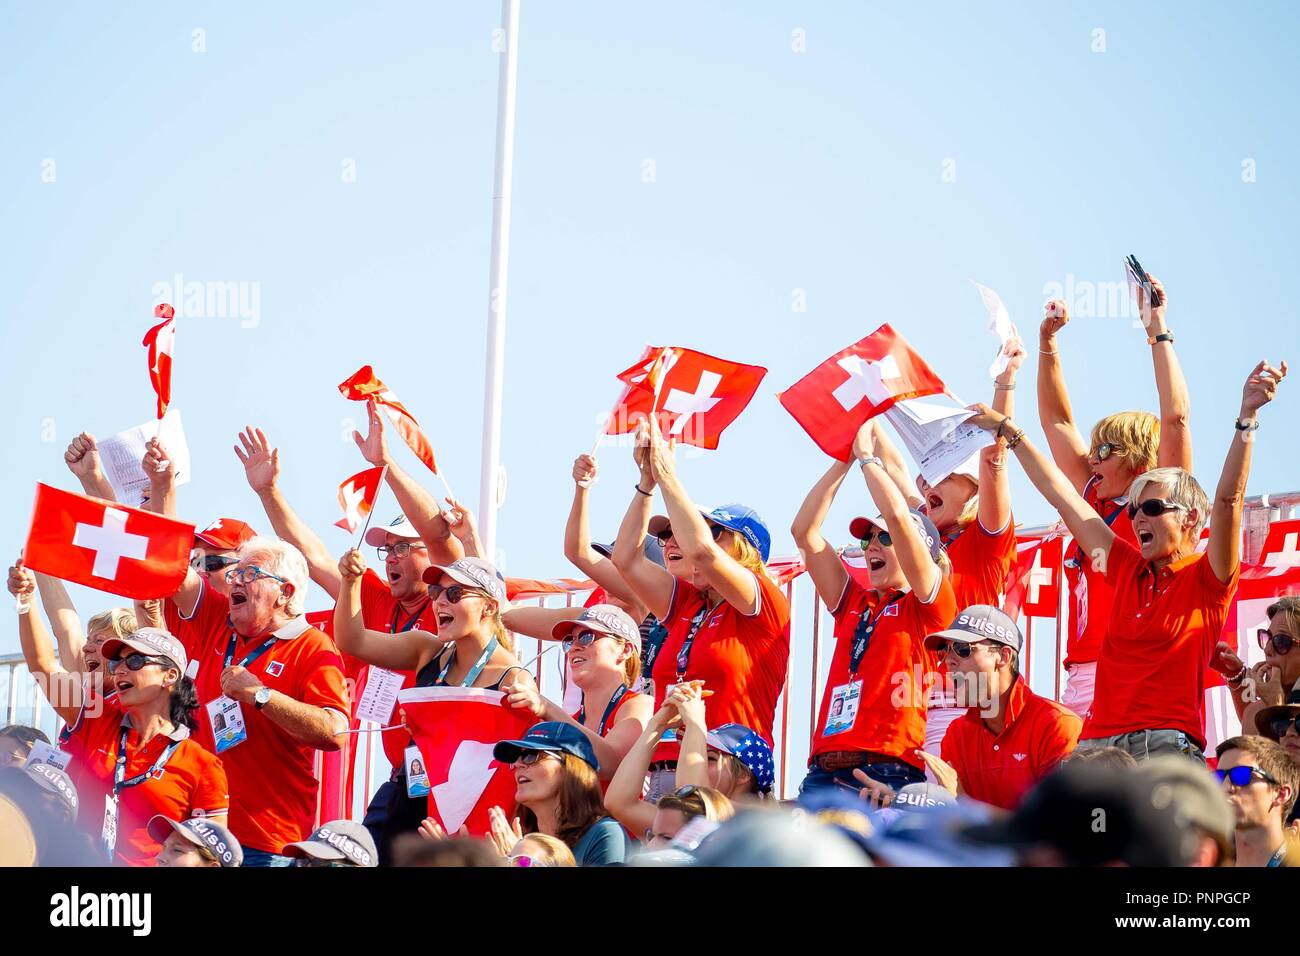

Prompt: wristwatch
[
  {"left": 1147, "top": 331, "right": 1174, "bottom": 345},
  {"left": 253, "top": 686, "right": 272, "bottom": 710},
  {"left": 1234, "top": 417, "right": 1260, "bottom": 432},
  {"left": 857, "top": 456, "right": 884, "bottom": 470}
]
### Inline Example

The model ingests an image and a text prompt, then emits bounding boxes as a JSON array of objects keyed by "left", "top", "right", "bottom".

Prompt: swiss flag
[
  {"left": 1003, "top": 534, "right": 1065, "bottom": 619},
  {"left": 400, "top": 687, "right": 534, "bottom": 836},
  {"left": 142, "top": 303, "right": 176, "bottom": 420},
  {"left": 1257, "top": 519, "right": 1300, "bottom": 575},
  {"left": 335, "top": 466, "right": 384, "bottom": 533},
  {"left": 22, "top": 484, "right": 195, "bottom": 600},
  {"left": 603, "top": 346, "right": 767, "bottom": 450},
  {"left": 339, "top": 366, "right": 438, "bottom": 474},
  {"left": 779, "top": 325, "right": 947, "bottom": 461}
]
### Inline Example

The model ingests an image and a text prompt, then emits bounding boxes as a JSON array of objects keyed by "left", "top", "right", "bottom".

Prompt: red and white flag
[
  {"left": 1256, "top": 519, "right": 1300, "bottom": 575},
  {"left": 779, "top": 325, "right": 947, "bottom": 461},
  {"left": 334, "top": 466, "right": 384, "bottom": 533},
  {"left": 338, "top": 366, "right": 438, "bottom": 474},
  {"left": 603, "top": 346, "right": 767, "bottom": 450},
  {"left": 22, "top": 484, "right": 194, "bottom": 600},
  {"left": 1003, "top": 534, "right": 1065, "bottom": 619},
  {"left": 399, "top": 687, "right": 534, "bottom": 836},
  {"left": 142, "top": 303, "right": 176, "bottom": 419}
]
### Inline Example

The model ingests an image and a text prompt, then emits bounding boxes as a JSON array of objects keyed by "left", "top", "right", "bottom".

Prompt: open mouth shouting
[
  {"left": 1137, "top": 529, "right": 1155, "bottom": 547},
  {"left": 924, "top": 493, "right": 943, "bottom": 515},
  {"left": 229, "top": 587, "right": 250, "bottom": 609},
  {"left": 435, "top": 610, "right": 455, "bottom": 628},
  {"left": 867, "top": 556, "right": 887, "bottom": 572},
  {"left": 114, "top": 676, "right": 135, "bottom": 695}
]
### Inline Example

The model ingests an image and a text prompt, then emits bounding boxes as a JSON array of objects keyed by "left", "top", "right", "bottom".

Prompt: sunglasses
[
  {"left": 934, "top": 640, "right": 996, "bottom": 659},
  {"left": 1268, "top": 715, "right": 1300, "bottom": 739},
  {"left": 191, "top": 553, "right": 239, "bottom": 573},
  {"left": 514, "top": 750, "right": 563, "bottom": 767},
  {"left": 654, "top": 524, "right": 726, "bottom": 547},
  {"left": 1090, "top": 442, "right": 1122, "bottom": 462},
  {"left": 1126, "top": 498, "right": 1188, "bottom": 520},
  {"left": 508, "top": 854, "right": 545, "bottom": 867},
  {"left": 1215, "top": 765, "right": 1279, "bottom": 788},
  {"left": 672, "top": 785, "right": 700, "bottom": 798},
  {"left": 292, "top": 858, "right": 351, "bottom": 868},
  {"left": 106, "top": 653, "right": 171, "bottom": 673},
  {"left": 377, "top": 541, "right": 427, "bottom": 560},
  {"left": 428, "top": 583, "right": 491, "bottom": 604},
  {"left": 1258, "top": 629, "right": 1295, "bottom": 655},
  {"left": 561, "top": 629, "right": 620, "bottom": 652},
  {"left": 859, "top": 531, "right": 893, "bottom": 549},
  {"left": 224, "top": 565, "right": 289, "bottom": 587}
]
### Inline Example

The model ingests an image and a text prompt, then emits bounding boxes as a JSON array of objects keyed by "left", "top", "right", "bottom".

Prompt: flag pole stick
[{"left": 355, "top": 465, "right": 388, "bottom": 548}]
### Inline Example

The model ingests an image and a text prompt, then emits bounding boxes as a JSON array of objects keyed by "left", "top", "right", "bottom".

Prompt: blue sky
[{"left": 3, "top": 2, "right": 1298, "bottom": 785}]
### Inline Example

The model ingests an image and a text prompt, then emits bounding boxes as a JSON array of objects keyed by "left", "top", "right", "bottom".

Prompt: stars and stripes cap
[{"left": 705, "top": 723, "right": 774, "bottom": 794}]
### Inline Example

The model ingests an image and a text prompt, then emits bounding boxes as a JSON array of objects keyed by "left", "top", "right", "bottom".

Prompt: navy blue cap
[
  {"left": 849, "top": 509, "right": 944, "bottom": 563},
  {"left": 494, "top": 721, "right": 599, "bottom": 772}
]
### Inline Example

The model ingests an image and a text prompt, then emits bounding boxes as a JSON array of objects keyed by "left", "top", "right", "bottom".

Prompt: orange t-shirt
[
  {"left": 174, "top": 583, "right": 351, "bottom": 853},
  {"left": 1082, "top": 539, "right": 1239, "bottom": 748},
  {"left": 1062, "top": 476, "right": 1137, "bottom": 667},
  {"left": 64, "top": 699, "right": 229, "bottom": 867},
  {"left": 812, "top": 578, "right": 954, "bottom": 769},
  {"left": 946, "top": 518, "right": 1017, "bottom": 609},
  {"left": 941, "top": 677, "right": 1082, "bottom": 809},
  {"left": 650, "top": 573, "right": 790, "bottom": 757}
]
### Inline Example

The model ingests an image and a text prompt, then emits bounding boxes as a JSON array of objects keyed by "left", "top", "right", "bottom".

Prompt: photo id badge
[
  {"left": 404, "top": 745, "right": 431, "bottom": 798},
  {"left": 207, "top": 695, "right": 248, "bottom": 754},
  {"left": 101, "top": 794, "right": 119, "bottom": 856},
  {"left": 823, "top": 680, "right": 862, "bottom": 737},
  {"left": 27, "top": 740, "right": 72, "bottom": 770}
]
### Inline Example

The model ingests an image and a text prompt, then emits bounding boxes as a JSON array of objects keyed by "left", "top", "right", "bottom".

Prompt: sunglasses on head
[
  {"left": 1268, "top": 715, "right": 1300, "bottom": 739},
  {"left": 428, "top": 583, "right": 490, "bottom": 604},
  {"left": 191, "top": 553, "right": 239, "bottom": 573},
  {"left": 654, "top": 524, "right": 726, "bottom": 547},
  {"left": 377, "top": 541, "right": 427, "bottom": 560},
  {"left": 106, "top": 653, "right": 171, "bottom": 673},
  {"left": 1258, "top": 629, "right": 1295, "bottom": 655},
  {"left": 1126, "top": 498, "right": 1188, "bottom": 520},
  {"left": 1215, "top": 765, "right": 1278, "bottom": 788},
  {"left": 1090, "top": 442, "right": 1122, "bottom": 462},
  {"left": 860, "top": 530, "right": 892, "bottom": 549},
  {"left": 562, "top": 629, "right": 619, "bottom": 652}
]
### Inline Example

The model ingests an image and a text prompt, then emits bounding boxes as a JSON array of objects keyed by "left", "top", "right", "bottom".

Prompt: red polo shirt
[
  {"left": 1062, "top": 476, "right": 1137, "bottom": 667},
  {"left": 64, "top": 699, "right": 229, "bottom": 867},
  {"left": 941, "top": 677, "right": 1082, "bottom": 809},
  {"left": 946, "top": 517, "right": 1017, "bottom": 609},
  {"left": 172, "top": 582, "right": 351, "bottom": 853},
  {"left": 1082, "top": 539, "right": 1239, "bottom": 748},
  {"left": 811, "top": 577, "right": 954, "bottom": 769}
]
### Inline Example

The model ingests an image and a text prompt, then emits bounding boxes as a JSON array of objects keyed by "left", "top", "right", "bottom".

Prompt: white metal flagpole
[{"left": 478, "top": 0, "right": 521, "bottom": 563}]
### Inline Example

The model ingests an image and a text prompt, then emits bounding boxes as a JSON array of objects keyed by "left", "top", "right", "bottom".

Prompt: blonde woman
[
  {"left": 335, "top": 550, "right": 538, "bottom": 864},
  {"left": 644, "top": 785, "right": 734, "bottom": 850}
]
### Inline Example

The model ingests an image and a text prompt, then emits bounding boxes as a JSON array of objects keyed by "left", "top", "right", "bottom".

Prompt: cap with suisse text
[
  {"left": 281, "top": 820, "right": 377, "bottom": 867},
  {"left": 147, "top": 814, "right": 243, "bottom": 866},
  {"left": 923, "top": 605, "right": 1022, "bottom": 653}
]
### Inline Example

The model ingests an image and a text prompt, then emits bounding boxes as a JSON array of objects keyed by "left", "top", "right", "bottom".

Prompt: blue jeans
[
  {"left": 799, "top": 759, "right": 924, "bottom": 796},
  {"left": 241, "top": 848, "right": 295, "bottom": 868}
]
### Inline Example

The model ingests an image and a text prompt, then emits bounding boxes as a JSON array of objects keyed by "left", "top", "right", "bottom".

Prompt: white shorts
[
  {"left": 1061, "top": 661, "right": 1097, "bottom": 719},
  {"left": 923, "top": 705, "right": 965, "bottom": 774}
]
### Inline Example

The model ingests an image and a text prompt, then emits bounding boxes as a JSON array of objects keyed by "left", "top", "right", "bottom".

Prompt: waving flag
[
  {"left": 142, "top": 303, "right": 176, "bottom": 419},
  {"left": 399, "top": 687, "right": 534, "bottom": 836},
  {"left": 779, "top": 325, "right": 947, "bottom": 461},
  {"left": 23, "top": 484, "right": 194, "bottom": 599},
  {"left": 603, "top": 346, "right": 767, "bottom": 449},
  {"left": 338, "top": 365, "right": 438, "bottom": 474},
  {"left": 1003, "top": 533, "right": 1065, "bottom": 619},
  {"left": 335, "top": 466, "right": 384, "bottom": 533}
]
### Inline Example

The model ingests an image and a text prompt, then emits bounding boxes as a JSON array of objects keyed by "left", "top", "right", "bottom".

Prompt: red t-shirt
[
  {"left": 946, "top": 517, "right": 1017, "bottom": 610},
  {"left": 1062, "top": 476, "right": 1137, "bottom": 667},
  {"left": 64, "top": 698, "right": 229, "bottom": 867},
  {"left": 172, "top": 582, "right": 351, "bottom": 853},
  {"left": 650, "top": 572, "right": 790, "bottom": 757},
  {"left": 1082, "top": 539, "right": 1239, "bottom": 748},
  {"left": 812, "top": 577, "right": 955, "bottom": 769},
  {"left": 941, "top": 677, "right": 1082, "bottom": 809}
]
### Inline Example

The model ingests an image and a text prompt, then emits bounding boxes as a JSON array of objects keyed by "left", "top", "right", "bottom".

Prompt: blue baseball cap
[
  {"left": 494, "top": 721, "right": 599, "bottom": 772},
  {"left": 649, "top": 504, "right": 772, "bottom": 562},
  {"left": 705, "top": 724, "right": 774, "bottom": 794}
]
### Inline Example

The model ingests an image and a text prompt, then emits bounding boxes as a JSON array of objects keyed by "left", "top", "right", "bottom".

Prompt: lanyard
[
  {"left": 640, "top": 616, "right": 669, "bottom": 678},
  {"left": 390, "top": 598, "right": 431, "bottom": 634},
  {"left": 223, "top": 630, "right": 279, "bottom": 670},
  {"left": 436, "top": 636, "right": 499, "bottom": 687},
  {"left": 849, "top": 591, "right": 905, "bottom": 676},
  {"left": 1268, "top": 844, "right": 1289, "bottom": 868},
  {"left": 579, "top": 683, "right": 628, "bottom": 735},
  {"left": 113, "top": 723, "right": 181, "bottom": 796},
  {"left": 676, "top": 599, "right": 722, "bottom": 680}
]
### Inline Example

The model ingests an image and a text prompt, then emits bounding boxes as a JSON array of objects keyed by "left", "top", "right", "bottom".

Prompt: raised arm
[
  {"left": 501, "top": 604, "right": 585, "bottom": 641},
  {"left": 9, "top": 561, "right": 83, "bottom": 725},
  {"left": 139, "top": 438, "right": 205, "bottom": 617},
  {"left": 564, "top": 454, "right": 639, "bottom": 605},
  {"left": 235, "top": 427, "right": 343, "bottom": 599},
  {"left": 1140, "top": 276, "right": 1193, "bottom": 471},
  {"left": 980, "top": 335, "right": 1024, "bottom": 533},
  {"left": 33, "top": 573, "right": 86, "bottom": 674},
  {"left": 666, "top": 684, "right": 710, "bottom": 789},
  {"left": 868, "top": 419, "right": 925, "bottom": 509},
  {"left": 790, "top": 460, "right": 852, "bottom": 609},
  {"left": 64, "top": 431, "right": 117, "bottom": 501},
  {"left": 353, "top": 399, "right": 464, "bottom": 567},
  {"left": 1206, "top": 361, "right": 1287, "bottom": 584},
  {"left": 334, "top": 548, "right": 439, "bottom": 671},
  {"left": 1036, "top": 301, "right": 1094, "bottom": 493},
  {"left": 611, "top": 424, "right": 675, "bottom": 620},
  {"left": 604, "top": 702, "right": 675, "bottom": 835},
  {"left": 853, "top": 424, "right": 940, "bottom": 600}
]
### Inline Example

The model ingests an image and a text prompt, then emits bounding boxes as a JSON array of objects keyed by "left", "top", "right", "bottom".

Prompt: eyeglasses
[
  {"left": 1268, "top": 715, "right": 1300, "bottom": 739},
  {"left": 508, "top": 854, "right": 545, "bottom": 867},
  {"left": 1215, "top": 765, "right": 1279, "bottom": 788},
  {"left": 377, "top": 542, "right": 427, "bottom": 560},
  {"left": 1258, "top": 629, "right": 1295, "bottom": 655},
  {"left": 1126, "top": 498, "right": 1188, "bottom": 520},
  {"left": 654, "top": 524, "right": 726, "bottom": 547},
  {"left": 561, "top": 629, "right": 619, "bottom": 652},
  {"left": 224, "top": 565, "right": 289, "bottom": 587},
  {"left": 859, "top": 531, "right": 893, "bottom": 549},
  {"left": 190, "top": 553, "right": 239, "bottom": 573},
  {"left": 106, "top": 653, "right": 171, "bottom": 673},
  {"left": 935, "top": 640, "right": 996, "bottom": 659},
  {"left": 428, "top": 583, "right": 491, "bottom": 604},
  {"left": 514, "top": 750, "right": 563, "bottom": 767}
]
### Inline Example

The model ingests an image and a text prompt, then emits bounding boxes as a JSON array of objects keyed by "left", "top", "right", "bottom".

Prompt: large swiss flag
[
  {"left": 779, "top": 325, "right": 946, "bottom": 461},
  {"left": 22, "top": 484, "right": 194, "bottom": 599},
  {"left": 399, "top": 686, "right": 534, "bottom": 836},
  {"left": 1003, "top": 534, "right": 1065, "bottom": 619}
]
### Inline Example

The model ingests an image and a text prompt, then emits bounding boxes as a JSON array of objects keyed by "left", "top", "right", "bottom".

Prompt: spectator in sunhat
[
  {"left": 612, "top": 415, "right": 790, "bottom": 802},
  {"left": 283, "top": 820, "right": 378, "bottom": 867},
  {"left": 1256, "top": 687, "right": 1300, "bottom": 766},
  {"left": 150, "top": 814, "right": 243, "bottom": 867}
]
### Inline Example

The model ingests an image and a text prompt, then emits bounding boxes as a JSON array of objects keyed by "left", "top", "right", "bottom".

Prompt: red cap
[{"left": 194, "top": 518, "right": 257, "bottom": 552}]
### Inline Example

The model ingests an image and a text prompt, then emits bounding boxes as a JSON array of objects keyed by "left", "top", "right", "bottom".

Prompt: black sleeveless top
[{"left": 415, "top": 642, "right": 521, "bottom": 690}]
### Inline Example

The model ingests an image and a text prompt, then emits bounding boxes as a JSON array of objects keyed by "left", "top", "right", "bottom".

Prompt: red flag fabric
[
  {"left": 22, "top": 484, "right": 195, "bottom": 600},
  {"left": 603, "top": 346, "right": 767, "bottom": 450},
  {"left": 141, "top": 303, "right": 176, "bottom": 419},
  {"left": 334, "top": 466, "right": 385, "bottom": 533},
  {"left": 778, "top": 324, "right": 947, "bottom": 461},
  {"left": 338, "top": 366, "right": 438, "bottom": 474},
  {"left": 1003, "top": 534, "right": 1065, "bottom": 619},
  {"left": 399, "top": 687, "right": 533, "bottom": 836},
  {"left": 1256, "top": 519, "right": 1300, "bottom": 575}
]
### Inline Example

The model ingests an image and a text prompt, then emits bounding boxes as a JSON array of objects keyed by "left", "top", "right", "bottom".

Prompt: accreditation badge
[
  {"left": 404, "top": 745, "right": 431, "bottom": 798},
  {"left": 207, "top": 695, "right": 248, "bottom": 754},
  {"left": 823, "top": 679, "right": 862, "bottom": 737}
]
